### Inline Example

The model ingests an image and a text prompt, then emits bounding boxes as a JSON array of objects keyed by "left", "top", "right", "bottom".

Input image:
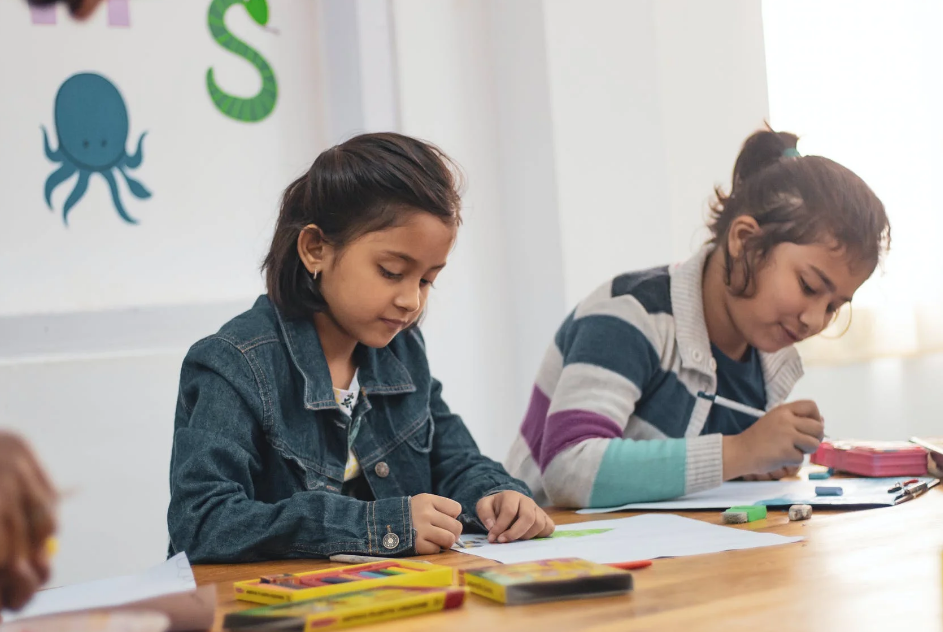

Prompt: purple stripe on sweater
[
  {"left": 521, "top": 386, "right": 551, "bottom": 459},
  {"left": 539, "top": 409, "right": 623, "bottom": 473}
]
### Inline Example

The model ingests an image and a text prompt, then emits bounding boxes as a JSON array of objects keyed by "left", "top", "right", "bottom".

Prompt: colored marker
[
  {"left": 697, "top": 392, "right": 765, "bottom": 418},
  {"left": 698, "top": 392, "right": 829, "bottom": 446}
]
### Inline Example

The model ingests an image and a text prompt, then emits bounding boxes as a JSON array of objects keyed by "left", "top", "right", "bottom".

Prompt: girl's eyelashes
[
  {"left": 379, "top": 264, "right": 437, "bottom": 289},
  {"left": 800, "top": 274, "right": 840, "bottom": 314},
  {"left": 799, "top": 276, "right": 817, "bottom": 296},
  {"left": 378, "top": 265, "right": 402, "bottom": 280}
]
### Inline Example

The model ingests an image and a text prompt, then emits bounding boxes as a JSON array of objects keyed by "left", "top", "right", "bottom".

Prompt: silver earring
[{"left": 312, "top": 270, "right": 319, "bottom": 280}]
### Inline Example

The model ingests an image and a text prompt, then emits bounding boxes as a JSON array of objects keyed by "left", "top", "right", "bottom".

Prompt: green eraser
[{"left": 725, "top": 505, "right": 767, "bottom": 522}]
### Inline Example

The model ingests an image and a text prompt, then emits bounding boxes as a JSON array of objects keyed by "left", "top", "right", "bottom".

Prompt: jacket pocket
[{"left": 404, "top": 411, "right": 435, "bottom": 453}]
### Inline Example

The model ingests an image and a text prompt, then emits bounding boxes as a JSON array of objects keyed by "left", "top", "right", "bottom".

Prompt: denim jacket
[{"left": 167, "top": 296, "right": 530, "bottom": 563}]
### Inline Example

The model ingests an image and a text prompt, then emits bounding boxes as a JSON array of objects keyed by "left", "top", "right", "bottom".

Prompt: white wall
[
  {"left": 542, "top": 0, "right": 771, "bottom": 306},
  {"left": 793, "top": 354, "right": 943, "bottom": 441}
]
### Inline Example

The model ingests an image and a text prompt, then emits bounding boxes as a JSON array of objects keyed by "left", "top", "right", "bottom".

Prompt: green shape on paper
[{"left": 544, "top": 528, "right": 613, "bottom": 539}]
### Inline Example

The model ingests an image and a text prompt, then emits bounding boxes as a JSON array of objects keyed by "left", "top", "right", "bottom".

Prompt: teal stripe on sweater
[{"left": 588, "top": 437, "right": 687, "bottom": 507}]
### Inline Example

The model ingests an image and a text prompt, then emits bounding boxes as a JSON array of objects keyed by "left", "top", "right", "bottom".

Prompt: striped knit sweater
[{"left": 504, "top": 247, "right": 804, "bottom": 508}]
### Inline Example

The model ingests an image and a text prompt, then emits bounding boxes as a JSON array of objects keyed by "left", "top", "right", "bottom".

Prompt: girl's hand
[
  {"left": 0, "top": 432, "right": 56, "bottom": 613},
  {"left": 409, "top": 494, "right": 463, "bottom": 555},
  {"left": 723, "top": 401, "right": 824, "bottom": 480},
  {"left": 476, "top": 491, "right": 555, "bottom": 544}
]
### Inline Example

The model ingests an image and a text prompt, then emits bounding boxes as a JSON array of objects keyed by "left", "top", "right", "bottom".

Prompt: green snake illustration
[{"left": 206, "top": 0, "right": 278, "bottom": 123}]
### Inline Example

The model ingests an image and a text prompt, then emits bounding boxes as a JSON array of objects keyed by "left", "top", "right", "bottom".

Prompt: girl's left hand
[
  {"left": 476, "top": 491, "right": 555, "bottom": 543},
  {"left": 741, "top": 465, "right": 801, "bottom": 481}
]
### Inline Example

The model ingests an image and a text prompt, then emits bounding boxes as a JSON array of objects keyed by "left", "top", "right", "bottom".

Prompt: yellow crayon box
[
  {"left": 459, "top": 557, "right": 633, "bottom": 605},
  {"left": 234, "top": 560, "right": 454, "bottom": 605},
  {"left": 224, "top": 585, "right": 467, "bottom": 631}
]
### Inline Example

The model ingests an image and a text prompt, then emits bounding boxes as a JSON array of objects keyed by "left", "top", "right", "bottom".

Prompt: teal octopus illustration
[
  {"left": 206, "top": 0, "right": 278, "bottom": 123},
  {"left": 42, "top": 72, "right": 150, "bottom": 226}
]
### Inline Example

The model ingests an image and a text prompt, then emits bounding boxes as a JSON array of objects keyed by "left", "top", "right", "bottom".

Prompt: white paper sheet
[
  {"left": 0, "top": 553, "right": 214, "bottom": 631},
  {"left": 576, "top": 477, "right": 936, "bottom": 514},
  {"left": 453, "top": 514, "right": 802, "bottom": 565}
]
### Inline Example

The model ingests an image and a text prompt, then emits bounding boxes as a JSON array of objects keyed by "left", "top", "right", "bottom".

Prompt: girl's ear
[
  {"left": 726, "top": 215, "right": 762, "bottom": 259},
  {"left": 297, "top": 225, "right": 330, "bottom": 275}
]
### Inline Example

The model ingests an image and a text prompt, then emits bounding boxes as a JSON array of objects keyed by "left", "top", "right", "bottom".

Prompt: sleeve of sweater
[{"left": 532, "top": 294, "right": 723, "bottom": 508}]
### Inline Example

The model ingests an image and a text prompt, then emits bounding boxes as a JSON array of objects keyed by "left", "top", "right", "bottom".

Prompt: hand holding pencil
[{"left": 712, "top": 398, "right": 825, "bottom": 481}]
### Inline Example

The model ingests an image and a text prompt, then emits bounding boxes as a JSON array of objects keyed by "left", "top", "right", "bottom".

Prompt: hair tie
[{"left": 782, "top": 147, "right": 801, "bottom": 158}]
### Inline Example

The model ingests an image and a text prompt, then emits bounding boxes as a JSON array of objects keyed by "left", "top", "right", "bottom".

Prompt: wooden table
[{"left": 195, "top": 488, "right": 943, "bottom": 631}]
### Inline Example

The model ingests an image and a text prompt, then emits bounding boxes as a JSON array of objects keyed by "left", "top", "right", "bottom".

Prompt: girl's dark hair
[
  {"left": 263, "top": 132, "right": 463, "bottom": 319},
  {"left": 709, "top": 126, "right": 891, "bottom": 295}
]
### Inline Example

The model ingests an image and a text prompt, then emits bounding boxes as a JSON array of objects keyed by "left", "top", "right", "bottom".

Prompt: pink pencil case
[{"left": 811, "top": 440, "right": 928, "bottom": 477}]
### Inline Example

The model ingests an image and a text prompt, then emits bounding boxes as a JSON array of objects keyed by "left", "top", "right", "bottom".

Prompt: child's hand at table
[
  {"left": 409, "top": 494, "right": 463, "bottom": 555},
  {"left": 0, "top": 431, "right": 57, "bottom": 615},
  {"left": 476, "top": 491, "right": 555, "bottom": 544},
  {"left": 723, "top": 400, "right": 824, "bottom": 480}
]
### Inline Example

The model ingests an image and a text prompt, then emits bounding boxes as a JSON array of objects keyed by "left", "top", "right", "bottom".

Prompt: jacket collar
[
  {"left": 274, "top": 307, "right": 416, "bottom": 411},
  {"left": 669, "top": 246, "right": 804, "bottom": 405}
]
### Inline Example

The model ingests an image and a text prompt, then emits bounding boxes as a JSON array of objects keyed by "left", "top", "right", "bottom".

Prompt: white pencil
[{"left": 697, "top": 391, "right": 765, "bottom": 418}]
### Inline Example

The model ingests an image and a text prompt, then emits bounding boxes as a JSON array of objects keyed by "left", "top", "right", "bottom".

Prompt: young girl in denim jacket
[
  {"left": 168, "top": 133, "right": 553, "bottom": 562},
  {"left": 506, "top": 128, "right": 891, "bottom": 508}
]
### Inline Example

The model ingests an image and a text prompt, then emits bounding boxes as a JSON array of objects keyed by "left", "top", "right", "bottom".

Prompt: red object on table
[
  {"left": 606, "top": 560, "right": 653, "bottom": 570},
  {"left": 811, "top": 440, "right": 927, "bottom": 477}
]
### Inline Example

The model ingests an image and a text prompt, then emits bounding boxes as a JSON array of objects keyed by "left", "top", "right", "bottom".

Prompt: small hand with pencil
[
  {"left": 722, "top": 400, "right": 825, "bottom": 480},
  {"left": 0, "top": 431, "right": 57, "bottom": 615},
  {"left": 409, "top": 491, "right": 554, "bottom": 554},
  {"left": 476, "top": 491, "right": 555, "bottom": 544}
]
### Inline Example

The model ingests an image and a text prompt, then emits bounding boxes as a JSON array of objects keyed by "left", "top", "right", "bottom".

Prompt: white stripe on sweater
[
  {"left": 546, "top": 363, "right": 642, "bottom": 426},
  {"left": 541, "top": 439, "right": 610, "bottom": 507}
]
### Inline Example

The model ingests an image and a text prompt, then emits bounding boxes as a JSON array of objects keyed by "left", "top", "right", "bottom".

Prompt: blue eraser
[
  {"left": 808, "top": 471, "right": 830, "bottom": 480},
  {"left": 815, "top": 486, "right": 843, "bottom": 496}
]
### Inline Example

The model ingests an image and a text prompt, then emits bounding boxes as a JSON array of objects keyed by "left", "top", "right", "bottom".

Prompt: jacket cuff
[{"left": 366, "top": 496, "right": 414, "bottom": 555}]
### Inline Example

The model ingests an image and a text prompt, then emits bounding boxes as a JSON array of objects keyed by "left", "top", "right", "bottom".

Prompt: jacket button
[
  {"left": 709, "top": 358, "right": 717, "bottom": 371},
  {"left": 382, "top": 532, "right": 400, "bottom": 549},
  {"left": 375, "top": 462, "right": 390, "bottom": 478},
  {"left": 692, "top": 350, "right": 703, "bottom": 363}
]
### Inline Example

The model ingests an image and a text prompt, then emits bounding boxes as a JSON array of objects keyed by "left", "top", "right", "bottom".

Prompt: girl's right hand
[
  {"left": 409, "top": 494, "right": 463, "bottom": 555},
  {"left": 723, "top": 401, "right": 825, "bottom": 480}
]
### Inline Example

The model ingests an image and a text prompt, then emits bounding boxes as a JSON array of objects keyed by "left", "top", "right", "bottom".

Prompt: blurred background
[{"left": 0, "top": 0, "right": 939, "bottom": 585}]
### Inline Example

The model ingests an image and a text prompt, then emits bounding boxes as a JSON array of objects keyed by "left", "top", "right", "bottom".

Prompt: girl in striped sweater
[{"left": 506, "top": 128, "right": 891, "bottom": 508}]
